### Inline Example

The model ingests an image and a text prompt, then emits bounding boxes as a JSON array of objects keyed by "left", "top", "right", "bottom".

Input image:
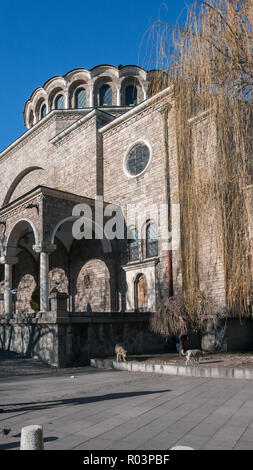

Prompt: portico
[{"left": 0, "top": 185, "right": 109, "bottom": 317}]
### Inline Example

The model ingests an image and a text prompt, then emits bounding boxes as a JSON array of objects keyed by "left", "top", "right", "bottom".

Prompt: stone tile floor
[{"left": 0, "top": 350, "right": 253, "bottom": 450}]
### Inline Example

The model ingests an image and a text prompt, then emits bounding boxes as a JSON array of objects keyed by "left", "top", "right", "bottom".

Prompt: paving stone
[{"left": 2, "top": 363, "right": 253, "bottom": 450}]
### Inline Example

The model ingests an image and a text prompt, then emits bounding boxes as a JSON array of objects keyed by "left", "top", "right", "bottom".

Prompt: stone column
[
  {"left": 116, "top": 86, "right": 121, "bottom": 106},
  {"left": 64, "top": 91, "right": 68, "bottom": 109},
  {"left": 40, "top": 251, "right": 49, "bottom": 311},
  {"left": 4, "top": 263, "right": 12, "bottom": 316},
  {"left": 89, "top": 87, "right": 94, "bottom": 107},
  {"left": 0, "top": 256, "right": 18, "bottom": 318},
  {"left": 33, "top": 244, "right": 56, "bottom": 312}
]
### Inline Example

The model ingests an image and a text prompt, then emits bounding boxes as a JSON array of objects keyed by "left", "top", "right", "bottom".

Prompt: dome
[{"left": 23, "top": 65, "right": 153, "bottom": 129}]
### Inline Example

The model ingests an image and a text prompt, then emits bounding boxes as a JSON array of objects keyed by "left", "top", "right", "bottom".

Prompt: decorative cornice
[
  {"left": 122, "top": 258, "right": 160, "bottom": 272},
  {"left": 0, "top": 185, "right": 98, "bottom": 219},
  {"left": 0, "top": 193, "right": 44, "bottom": 221}
]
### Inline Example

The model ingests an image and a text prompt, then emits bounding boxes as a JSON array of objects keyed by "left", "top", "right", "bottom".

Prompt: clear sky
[{"left": 0, "top": 0, "right": 189, "bottom": 150}]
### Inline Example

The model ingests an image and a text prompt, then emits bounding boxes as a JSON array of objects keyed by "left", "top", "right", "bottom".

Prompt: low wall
[
  {"left": 2, "top": 314, "right": 251, "bottom": 367},
  {"left": 0, "top": 322, "right": 60, "bottom": 366},
  {"left": 91, "top": 358, "right": 253, "bottom": 380},
  {"left": 0, "top": 312, "right": 169, "bottom": 367}
]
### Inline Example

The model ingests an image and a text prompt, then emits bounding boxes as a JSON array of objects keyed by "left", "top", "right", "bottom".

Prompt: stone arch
[
  {"left": 6, "top": 219, "right": 39, "bottom": 257},
  {"left": 93, "top": 76, "right": 116, "bottom": 107},
  {"left": 24, "top": 101, "right": 35, "bottom": 128},
  {"left": 32, "top": 88, "right": 48, "bottom": 122},
  {"left": 68, "top": 80, "right": 88, "bottom": 108},
  {"left": 35, "top": 96, "right": 47, "bottom": 122},
  {"left": 120, "top": 77, "right": 143, "bottom": 106},
  {"left": 3, "top": 166, "right": 45, "bottom": 206},
  {"left": 29, "top": 110, "right": 34, "bottom": 128},
  {"left": 48, "top": 86, "right": 65, "bottom": 110},
  {"left": 50, "top": 216, "right": 112, "bottom": 254},
  {"left": 75, "top": 258, "right": 111, "bottom": 312}
]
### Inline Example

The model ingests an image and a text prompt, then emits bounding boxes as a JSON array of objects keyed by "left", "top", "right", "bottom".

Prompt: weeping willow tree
[{"left": 149, "top": 0, "right": 253, "bottom": 342}]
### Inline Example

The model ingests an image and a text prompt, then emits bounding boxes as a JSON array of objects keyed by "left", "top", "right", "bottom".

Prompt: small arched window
[
  {"left": 125, "top": 85, "right": 137, "bottom": 106},
  {"left": 55, "top": 95, "right": 64, "bottom": 109},
  {"left": 41, "top": 104, "right": 47, "bottom": 119},
  {"left": 100, "top": 85, "right": 112, "bottom": 106},
  {"left": 75, "top": 89, "right": 86, "bottom": 108},
  {"left": 128, "top": 228, "right": 139, "bottom": 261},
  {"left": 146, "top": 223, "right": 158, "bottom": 258}
]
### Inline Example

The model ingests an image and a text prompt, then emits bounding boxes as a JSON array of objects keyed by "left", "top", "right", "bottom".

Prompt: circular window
[{"left": 126, "top": 143, "right": 150, "bottom": 176}]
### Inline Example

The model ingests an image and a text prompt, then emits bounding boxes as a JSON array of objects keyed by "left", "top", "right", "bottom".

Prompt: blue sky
[{"left": 0, "top": 0, "right": 189, "bottom": 150}]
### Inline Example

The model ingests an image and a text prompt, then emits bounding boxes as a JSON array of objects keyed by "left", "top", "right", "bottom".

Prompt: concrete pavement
[{"left": 1, "top": 357, "right": 253, "bottom": 449}]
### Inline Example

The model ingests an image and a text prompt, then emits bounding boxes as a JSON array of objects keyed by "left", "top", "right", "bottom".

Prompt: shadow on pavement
[
  {"left": 1, "top": 389, "right": 171, "bottom": 414},
  {"left": 0, "top": 436, "right": 58, "bottom": 450}
]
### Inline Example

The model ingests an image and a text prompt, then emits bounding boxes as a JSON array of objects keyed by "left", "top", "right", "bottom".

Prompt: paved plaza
[{"left": 0, "top": 352, "right": 253, "bottom": 450}]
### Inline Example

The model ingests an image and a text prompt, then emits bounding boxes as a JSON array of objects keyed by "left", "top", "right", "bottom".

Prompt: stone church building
[{"left": 0, "top": 65, "right": 250, "bottom": 366}]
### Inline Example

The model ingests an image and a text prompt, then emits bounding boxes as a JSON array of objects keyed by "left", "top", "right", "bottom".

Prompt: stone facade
[{"left": 0, "top": 64, "right": 249, "bottom": 365}]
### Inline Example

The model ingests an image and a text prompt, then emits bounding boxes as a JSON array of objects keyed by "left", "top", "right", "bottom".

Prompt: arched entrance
[
  {"left": 135, "top": 273, "right": 148, "bottom": 312},
  {"left": 3, "top": 219, "right": 39, "bottom": 315}
]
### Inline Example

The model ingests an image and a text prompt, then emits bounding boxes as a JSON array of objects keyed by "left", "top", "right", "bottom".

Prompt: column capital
[
  {"left": 0, "top": 256, "right": 18, "bottom": 265},
  {"left": 32, "top": 243, "right": 56, "bottom": 254}
]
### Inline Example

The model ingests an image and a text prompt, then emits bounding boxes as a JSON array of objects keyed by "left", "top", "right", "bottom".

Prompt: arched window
[
  {"left": 125, "top": 85, "right": 137, "bottom": 106},
  {"left": 128, "top": 228, "right": 139, "bottom": 262},
  {"left": 146, "top": 223, "right": 158, "bottom": 258},
  {"left": 55, "top": 95, "right": 64, "bottom": 109},
  {"left": 75, "top": 88, "right": 86, "bottom": 108},
  {"left": 99, "top": 85, "right": 112, "bottom": 106},
  {"left": 40, "top": 104, "right": 47, "bottom": 119}
]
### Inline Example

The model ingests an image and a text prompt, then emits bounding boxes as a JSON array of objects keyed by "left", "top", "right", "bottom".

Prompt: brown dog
[{"left": 115, "top": 344, "right": 127, "bottom": 362}]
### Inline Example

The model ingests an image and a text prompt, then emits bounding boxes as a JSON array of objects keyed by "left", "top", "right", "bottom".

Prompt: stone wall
[
  {"left": 0, "top": 313, "right": 169, "bottom": 367},
  {"left": 0, "top": 322, "right": 60, "bottom": 366},
  {"left": 191, "top": 114, "right": 226, "bottom": 305},
  {"left": 101, "top": 92, "right": 173, "bottom": 303}
]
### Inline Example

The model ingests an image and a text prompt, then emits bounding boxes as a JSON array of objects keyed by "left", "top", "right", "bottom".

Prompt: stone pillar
[
  {"left": 20, "top": 425, "right": 44, "bottom": 450},
  {"left": 116, "top": 86, "right": 121, "bottom": 106},
  {"left": 89, "top": 87, "right": 94, "bottom": 107},
  {"left": 40, "top": 251, "right": 49, "bottom": 311},
  {"left": 33, "top": 244, "right": 56, "bottom": 312},
  {"left": 0, "top": 256, "right": 18, "bottom": 318},
  {"left": 49, "top": 292, "right": 69, "bottom": 316},
  {"left": 4, "top": 264, "right": 12, "bottom": 316},
  {"left": 64, "top": 91, "right": 68, "bottom": 109}
]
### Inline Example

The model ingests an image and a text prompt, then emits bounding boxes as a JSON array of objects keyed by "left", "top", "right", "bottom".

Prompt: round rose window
[{"left": 126, "top": 143, "right": 150, "bottom": 176}]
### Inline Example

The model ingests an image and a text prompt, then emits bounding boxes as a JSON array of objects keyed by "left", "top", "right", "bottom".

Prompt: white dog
[{"left": 182, "top": 349, "right": 203, "bottom": 365}]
